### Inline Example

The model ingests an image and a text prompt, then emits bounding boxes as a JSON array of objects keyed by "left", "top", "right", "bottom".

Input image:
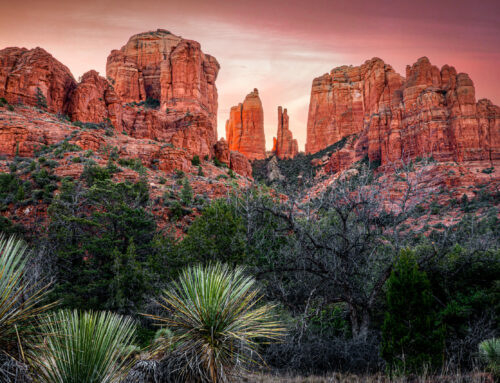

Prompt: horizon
[{"left": 1, "top": 0, "right": 498, "bottom": 151}]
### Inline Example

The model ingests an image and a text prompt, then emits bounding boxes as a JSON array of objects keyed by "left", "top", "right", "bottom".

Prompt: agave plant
[
  {"left": 479, "top": 338, "right": 500, "bottom": 376},
  {"left": 35, "top": 310, "right": 137, "bottom": 383},
  {"left": 0, "top": 234, "right": 54, "bottom": 380},
  {"left": 147, "top": 263, "right": 285, "bottom": 383}
]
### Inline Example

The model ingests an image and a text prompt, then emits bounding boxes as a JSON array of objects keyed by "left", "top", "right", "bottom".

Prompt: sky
[{"left": 1, "top": 0, "right": 499, "bottom": 151}]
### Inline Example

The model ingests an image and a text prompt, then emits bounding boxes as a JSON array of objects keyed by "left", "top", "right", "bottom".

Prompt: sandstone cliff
[
  {"left": 0, "top": 47, "right": 76, "bottom": 113},
  {"left": 306, "top": 57, "right": 500, "bottom": 170},
  {"left": 274, "top": 106, "right": 298, "bottom": 159},
  {"left": 106, "top": 29, "right": 219, "bottom": 139},
  {"left": 225, "top": 89, "right": 266, "bottom": 160}
]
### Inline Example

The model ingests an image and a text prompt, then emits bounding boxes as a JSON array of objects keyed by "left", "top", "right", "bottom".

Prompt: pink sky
[{"left": 1, "top": 0, "right": 499, "bottom": 150}]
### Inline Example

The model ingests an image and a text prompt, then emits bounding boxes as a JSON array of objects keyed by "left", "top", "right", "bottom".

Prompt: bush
[
  {"left": 146, "top": 264, "right": 284, "bottom": 382},
  {"left": 180, "top": 178, "right": 193, "bottom": 205},
  {"left": 35, "top": 310, "right": 137, "bottom": 383},
  {"left": 0, "top": 235, "right": 54, "bottom": 380},
  {"left": 479, "top": 338, "right": 500, "bottom": 376},
  {"left": 145, "top": 97, "right": 160, "bottom": 109},
  {"left": 191, "top": 155, "right": 200, "bottom": 166}
]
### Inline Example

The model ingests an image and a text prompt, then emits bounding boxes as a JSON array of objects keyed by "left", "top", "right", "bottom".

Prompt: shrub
[
  {"left": 145, "top": 97, "right": 160, "bottom": 109},
  {"left": 479, "top": 338, "right": 499, "bottom": 376},
  {"left": 180, "top": 178, "right": 193, "bottom": 205},
  {"left": 191, "top": 155, "right": 200, "bottom": 166},
  {"left": 7, "top": 104, "right": 14, "bottom": 112},
  {"left": 213, "top": 157, "right": 223, "bottom": 167},
  {"left": 147, "top": 264, "right": 284, "bottom": 383},
  {"left": 0, "top": 235, "right": 54, "bottom": 380},
  {"left": 35, "top": 310, "right": 136, "bottom": 383}
]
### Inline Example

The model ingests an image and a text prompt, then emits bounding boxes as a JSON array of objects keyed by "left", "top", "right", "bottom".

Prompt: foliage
[
  {"left": 35, "top": 310, "right": 136, "bottom": 383},
  {"left": 0, "top": 235, "right": 54, "bottom": 381},
  {"left": 147, "top": 263, "right": 284, "bottom": 383},
  {"left": 191, "top": 155, "right": 201, "bottom": 166},
  {"left": 179, "top": 199, "right": 247, "bottom": 265},
  {"left": 46, "top": 177, "right": 165, "bottom": 314},
  {"left": 180, "top": 178, "right": 193, "bottom": 205},
  {"left": 35, "top": 87, "right": 47, "bottom": 109},
  {"left": 382, "top": 249, "right": 444, "bottom": 374},
  {"left": 479, "top": 338, "right": 500, "bottom": 376}
]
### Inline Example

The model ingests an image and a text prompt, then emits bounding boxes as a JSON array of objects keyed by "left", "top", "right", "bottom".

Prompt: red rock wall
[
  {"left": 0, "top": 47, "right": 76, "bottom": 113},
  {"left": 274, "top": 106, "right": 298, "bottom": 159},
  {"left": 106, "top": 29, "right": 219, "bottom": 140},
  {"left": 225, "top": 88, "right": 266, "bottom": 160},
  {"left": 306, "top": 57, "right": 500, "bottom": 168}
]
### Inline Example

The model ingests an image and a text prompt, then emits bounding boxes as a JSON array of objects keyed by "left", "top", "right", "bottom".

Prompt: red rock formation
[
  {"left": 106, "top": 29, "right": 219, "bottom": 139},
  {"left": 229, "top": 151, "right": 253, "bottom": 178},
  {"left": 214, "top": 138, "right": 230, "bottom": 166},
  {"left": 66, "top": 70, "right": 123, "bottom": 128},
  {"left": 0, "top": 47, "right": 76, "bottom": 113},
  {"left": 225, "top": 89, "right": 266, "bottom": 160},
  {"left": 306, "top": 58, "right": 403, "bottom": 154},
  {"left": 306, "top": 57, "right": 500, "bottom": 170},
  {"left": 274, "top": 106, "right": 298, "bottom": 159}
]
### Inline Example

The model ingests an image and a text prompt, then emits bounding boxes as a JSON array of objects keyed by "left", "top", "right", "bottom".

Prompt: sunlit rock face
[
  {"left": 0, "top": 47, "right": 76, "bottom": 113},
  {"left": 106, "top": 29, "right": 219, "bottom": 138},
  {"left": 306, "top": 57, "right": 500, "bottom": 167},
  {"left": 225, "top": 88, "right": 266, "bottom": 161},
  {"left": 274, "top": 106, "right": 298, "bottom": 159}
]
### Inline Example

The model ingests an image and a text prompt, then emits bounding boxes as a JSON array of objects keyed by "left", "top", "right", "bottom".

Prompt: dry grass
[{"left": 241, "top": 371, "right": 495, "bottom": 383}]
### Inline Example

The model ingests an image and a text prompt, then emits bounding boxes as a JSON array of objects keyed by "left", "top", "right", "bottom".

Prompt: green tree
[
  {"left": 382, "top": 249, "right": 444, "bottom": 374},
  {"left": 35, "top": 87, "right": 47, "bottom": 109},
  {"left": 180, "top": 177, "right": 193, "bottom": 205},
  {"left": 47, "top": 177, "right": 159, "bottom": 314},
  {"left": 179, "top": 199, "right": 247, "bottom": 265}
]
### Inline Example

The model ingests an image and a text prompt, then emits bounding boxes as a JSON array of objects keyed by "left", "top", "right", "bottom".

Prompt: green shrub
[
  {"left": 146, "top": 264, "right": 284, "bottom": 382},
  {"left": 7, "top": 104, "right": 14, "bottom": 112},
  {"left": 191, "top": 155, "right": 200, "bottom": 166},
  {"left": 0, "top": 235, "right": 54, "bottom": 378},
  {"left": 479, "top": 338, "right": 500, "bottom": 376},
  {"left": 35, "top": 310, "right": 136, "bottom": 383},
  {"left": 180, "top": 178, "right": 193, "bottom": 206},
  {"left": 213, "top": 157, "right": 223, "bottom": 167}
]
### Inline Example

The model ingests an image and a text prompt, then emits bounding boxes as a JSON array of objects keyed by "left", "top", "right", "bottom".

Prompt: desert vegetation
[{"left": 0, "top": 155, "right": 498, "bottom": 382}]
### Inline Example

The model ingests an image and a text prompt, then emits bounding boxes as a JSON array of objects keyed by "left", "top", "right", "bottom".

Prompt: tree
[
  {"left": 35, "top": 87, "right": 47, "bottom": 109},
  {"left": 180, "top": 177, "right": 193, "bottom": 205},
  {"left": 179, "top": 199, "right": 247, "bottom": 265},
  {"left": 249, "top": 163, "right": 427, "bottom": 339},
  {"left": 381, "top": 249, "right": 444, "bottom": 374},
  {"left": 46, "top": 177, "right": 160, "bottom": 314}
]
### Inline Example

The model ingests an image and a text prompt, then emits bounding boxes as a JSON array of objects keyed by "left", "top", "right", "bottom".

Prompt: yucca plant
[
  {"left": 146, "top": 263, "right": 285, "bottom": 383},
  {"left": 35, "top": 310, "right": 137, "bottom": 383},
  {"left": 0, "top": 234, "right": 54, "bottom": 380},
  {"left": 479, "top": 338, "right": 500, "bottom": 376}
]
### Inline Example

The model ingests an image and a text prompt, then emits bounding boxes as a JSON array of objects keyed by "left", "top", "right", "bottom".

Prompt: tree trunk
[{"left": 349, "top": 304, "right": 371, "bottom": 340}]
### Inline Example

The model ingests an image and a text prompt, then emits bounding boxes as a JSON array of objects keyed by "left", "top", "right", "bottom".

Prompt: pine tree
[
  {"left": 35, "top": 87, "right": 47, "bottom": 109},
  {"left": 382, "top": 248, "right": 444, "bottom": 375},
  {"left": 181, "top": 177, "right": 193, "bottom": 205}
]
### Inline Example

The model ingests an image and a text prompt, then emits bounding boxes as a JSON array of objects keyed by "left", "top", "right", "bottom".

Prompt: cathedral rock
[
  {"left": 225, "top": 88, "right": 266, "bottom": 160},
  {"left": 306, "top": 57, "right": 500, "bottom": 169}
]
